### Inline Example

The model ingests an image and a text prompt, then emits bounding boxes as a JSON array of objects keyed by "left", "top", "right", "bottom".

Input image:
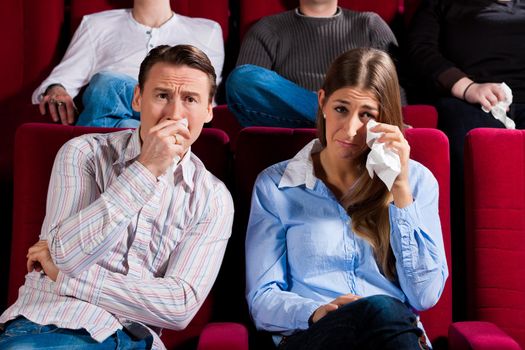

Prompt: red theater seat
[
  {"left": 8, "top": 123, "right": 247, "bottom": 350},
  {"left": 211, "top": 104, "right": 438, "bottom": 152},
  {"left": 239, "top": 0, "right": 403, "bottom": 38},
  {"left": 464, "top": 128, "right": 525, "bottom": 349},
  {"left": 234, "top": 126, "right": 519, "bottom": 350}
]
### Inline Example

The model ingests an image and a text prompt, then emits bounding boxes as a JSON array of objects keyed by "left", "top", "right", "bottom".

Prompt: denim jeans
[
  {"left": 278, "top": 295, "right": 428, "bottom": 350},
  {"left": 226, "top": 64, "right": 318, "bottom": 128},
  {"left": 76, "top": 71, "right": 141, "bottom": 128},
  {"left": 0, "top": 317, "right": 152, "bottom": 349}
]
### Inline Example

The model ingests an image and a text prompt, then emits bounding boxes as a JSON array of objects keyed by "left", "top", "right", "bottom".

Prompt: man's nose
[{"left": 165, "top": 99, "right": 184, "bottom": 120}]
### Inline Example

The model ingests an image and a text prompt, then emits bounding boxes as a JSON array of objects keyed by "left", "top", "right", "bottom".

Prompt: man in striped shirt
[{"left": 0, "top": 45, "right": 234, "bottom": 350}]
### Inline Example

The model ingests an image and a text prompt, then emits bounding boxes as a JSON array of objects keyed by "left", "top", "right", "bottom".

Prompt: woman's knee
[{"left": 360, "top": 295, "right": 416, "bottom": 326}]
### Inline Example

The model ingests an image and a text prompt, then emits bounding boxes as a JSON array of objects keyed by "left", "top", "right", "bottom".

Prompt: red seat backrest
[
  {"left": 239, "top": 0, "right": 403, "bottom": 38},
  {"left": 69, "top": 0, "right": 229, "bottom": 40},
  {"left": 464, "top": 128, "right": 525, "bottom": 348},
  {"left": 9, "top": 123, "right": 230, "bottom": 349},
  {"left": 234, "top": 126, "right": 451, "bottom": 347}
]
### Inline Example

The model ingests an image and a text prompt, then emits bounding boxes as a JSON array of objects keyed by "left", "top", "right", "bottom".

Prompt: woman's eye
[
  {"left": 334, "top": 106, "right": 348, "bottom": 114},
  {"left": 361, "top": 112, "right": 374, "bottom": 120}
]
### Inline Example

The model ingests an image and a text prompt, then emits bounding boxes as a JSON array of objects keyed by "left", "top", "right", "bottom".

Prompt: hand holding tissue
[
  {"left": 481, "top": 82, "right": 515, "bottom": 129},
  {"left": 365, "top": 119, "right": 401, "bottom": 191},
  {"left": 172, "top": 118, "right": 189, "bottom": 166}
]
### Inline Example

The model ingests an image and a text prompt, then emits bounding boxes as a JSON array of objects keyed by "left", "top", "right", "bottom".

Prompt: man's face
[{"left": 133, "top": 62, "right": 213, "bottom": 149}]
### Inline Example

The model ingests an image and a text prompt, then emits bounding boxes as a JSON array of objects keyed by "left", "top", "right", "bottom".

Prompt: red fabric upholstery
[
  {"left": 210, "top": 104, "right": 438, "bottom": 152},
  {"left": 239, "top": 0, "right": 403, "bottom": 38},
  {"left": 234, "top": 127, "right": 452, "bottom": 346},
  {"left": 70, "top": 0, "right": 229, "bottom": 40},
  {"left": 234, "top": 127, "right": 518, "bottom": 349},
  {"left": 464, "top": 128, "right": 525, "bottom": 349},
  {"left": 449, "top": 322, "right": 521, "bottom": 350},
  {"left": 197, "top": 323, "right": 249, "bottom": 350},
  {"left": 403, "top": 105, "right": 438, "bottom": 129},
  {"left": 0, "top": 0, "right": 64, "bottom": 180},
  {"left": 9, "top": 123, "right": 246, "bottom": 349}
]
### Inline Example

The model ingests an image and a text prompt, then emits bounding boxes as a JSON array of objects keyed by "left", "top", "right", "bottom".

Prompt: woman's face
[{"left": 319, "top": 86, "right": 379, "bottom": 162}]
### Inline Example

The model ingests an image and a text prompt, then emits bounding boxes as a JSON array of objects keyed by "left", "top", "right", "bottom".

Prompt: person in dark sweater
[
  {"left": 406, "top": 0, "right": 525, "bottom": 319},
  {"left": 226, "top": 0, "right": 399, "bottom": 127}
]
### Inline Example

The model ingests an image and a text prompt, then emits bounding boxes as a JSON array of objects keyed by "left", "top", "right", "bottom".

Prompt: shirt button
[{"left": 146, "top": 30, "right": 151, "bottom": 34}]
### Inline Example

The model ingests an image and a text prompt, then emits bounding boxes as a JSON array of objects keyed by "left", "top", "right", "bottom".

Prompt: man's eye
[
  {"left": 186, "top": 96, "right": 197, "bottom": 103},
  {"left": 158, "top": 93, "right": 168, "bottom": 100}
]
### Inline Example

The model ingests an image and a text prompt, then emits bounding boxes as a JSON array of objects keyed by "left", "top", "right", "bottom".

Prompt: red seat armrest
[
  {"left": 197, "top": 322, "right": 249, "bottom": 350},
  {"left": 449, "top": 321, "right": 521, "bottom": 350}
]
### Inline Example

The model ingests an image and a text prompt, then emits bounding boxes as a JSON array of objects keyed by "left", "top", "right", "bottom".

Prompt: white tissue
[
  {"left": 365, "top": 119, "right": 401, "bottom": 191},
  {"left": 172, "top": 118, "right": 189, "bottom": 166},
  {"left": 481, "top": 83, "right": 515, "bottom": 129}
]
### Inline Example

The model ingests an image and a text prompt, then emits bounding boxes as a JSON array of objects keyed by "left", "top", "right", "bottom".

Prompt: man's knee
[
  {"left": 226, "top": 64, "right": 275, "bottom": 99},
  {"left": 85, "top": 71, "right": 137, "bottom": 98}
]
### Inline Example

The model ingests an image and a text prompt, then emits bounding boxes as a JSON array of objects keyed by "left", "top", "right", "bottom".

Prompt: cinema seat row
[{"left": 7, "top": 123, "right": 522, "bottom": 349}]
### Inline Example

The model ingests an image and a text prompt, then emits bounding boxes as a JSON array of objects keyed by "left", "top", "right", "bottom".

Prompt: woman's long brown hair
[{"left": 316, "top": 48, "right": 404, "bottom": 280}]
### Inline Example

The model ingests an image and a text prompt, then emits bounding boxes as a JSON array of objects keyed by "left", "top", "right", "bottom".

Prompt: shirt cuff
[
  {"left": 437, "top": 67, "right": 467, "bottom": 92},
  {"left": 55, "top": 266, "right": 107, "bottom": 305},
  {"left": 389, "top": 201, "right": 421, "bottom": 270}
]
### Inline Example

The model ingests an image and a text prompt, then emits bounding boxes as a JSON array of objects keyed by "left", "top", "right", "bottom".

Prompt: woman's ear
[{"left": 318, "top": 89, "right": 326, "bottom": 110}]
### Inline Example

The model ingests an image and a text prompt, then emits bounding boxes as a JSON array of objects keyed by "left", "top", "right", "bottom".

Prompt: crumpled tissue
[
  {"left": 365, "top": 119, "right": 401, "bottom": 191},
  {"left": 481, "top": 82, "right": 515, "bottom": 129},
  {"left": 172, "top": 118, "right": 189, "bottom": 166}
]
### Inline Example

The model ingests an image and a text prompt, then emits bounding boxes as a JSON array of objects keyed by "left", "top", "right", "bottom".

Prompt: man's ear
[
  {"left": 131, "top": 85, "right": 141, "bottom": 112},
  {"left": 204, "top": 103, "right": 213, "bottom": 123}
]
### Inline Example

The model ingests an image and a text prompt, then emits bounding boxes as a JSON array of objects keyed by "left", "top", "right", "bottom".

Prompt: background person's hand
[
  {"left": 311, "top": 293, "right": 361, "bottom": 324},
  {"left": 464, "top": 82, "right": 508, "bottom": 112},
  {"left": 40, "top": 84, "right": 77, "bottom": 125},
  {"left": 26, "top": 240, "right": 59, "bottom": 281}
]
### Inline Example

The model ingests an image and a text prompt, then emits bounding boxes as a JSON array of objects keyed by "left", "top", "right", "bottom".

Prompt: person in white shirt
[{"left": 33, "top": 0, "right": 224, "bottom": 128}]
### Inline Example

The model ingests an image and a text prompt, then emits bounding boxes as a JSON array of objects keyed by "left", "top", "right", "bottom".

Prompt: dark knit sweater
[
  {"left": 236, "top": 8, "right": 398, "bottom": 91},
  {"left": 407, "top": 0, "right": 525, "bottom": 103}
]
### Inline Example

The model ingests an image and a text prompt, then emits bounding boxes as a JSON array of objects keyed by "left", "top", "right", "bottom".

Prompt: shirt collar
[
  {"left": 279, "top": 139, "right": 323, "bottom": 190},
  {"left": 117, "top": 128, "right": 195, "bottom": 190},
  {"left": 294, "top": 6, "right": 342, "bottom": 18}
]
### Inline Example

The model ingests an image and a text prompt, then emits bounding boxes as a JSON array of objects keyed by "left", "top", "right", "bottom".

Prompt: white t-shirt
[{"left": 32, "top": 9, "right": 224, "bottom": 103}]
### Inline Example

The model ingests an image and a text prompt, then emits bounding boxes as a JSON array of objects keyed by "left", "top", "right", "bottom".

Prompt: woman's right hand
[{"left": 311, "top": 293, "right": 361, "bottom": 324}]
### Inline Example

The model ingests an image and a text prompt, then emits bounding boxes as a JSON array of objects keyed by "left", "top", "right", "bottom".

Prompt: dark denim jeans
[
  {"left": 436, "top": 98, "right": 525, "bottom": 319},
  {"left": 278, "top": 295, "right": 428, "bottom": 350},
  {"left": 76, "top": 71, "right": 141, "bottom": 128},
  {"left": 0, "top": 317, "right": 152, "bottom": 349},
  {"left": 226, "top": 64, "right": 318, "bottom": 128}
]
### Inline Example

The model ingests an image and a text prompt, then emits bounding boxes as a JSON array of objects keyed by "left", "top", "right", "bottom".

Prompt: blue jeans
[
  {"left": 226, "top": 64, "right": 318, "bottom": 128},
  {"left": 278, "top": 295, "right": 428, "bottom": 350},
  {"left": 76, "top": 71, "right": 141, "bottom": 128},
  {"left": 0, "top": 317, "right": 153, "bottom": 349}
]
